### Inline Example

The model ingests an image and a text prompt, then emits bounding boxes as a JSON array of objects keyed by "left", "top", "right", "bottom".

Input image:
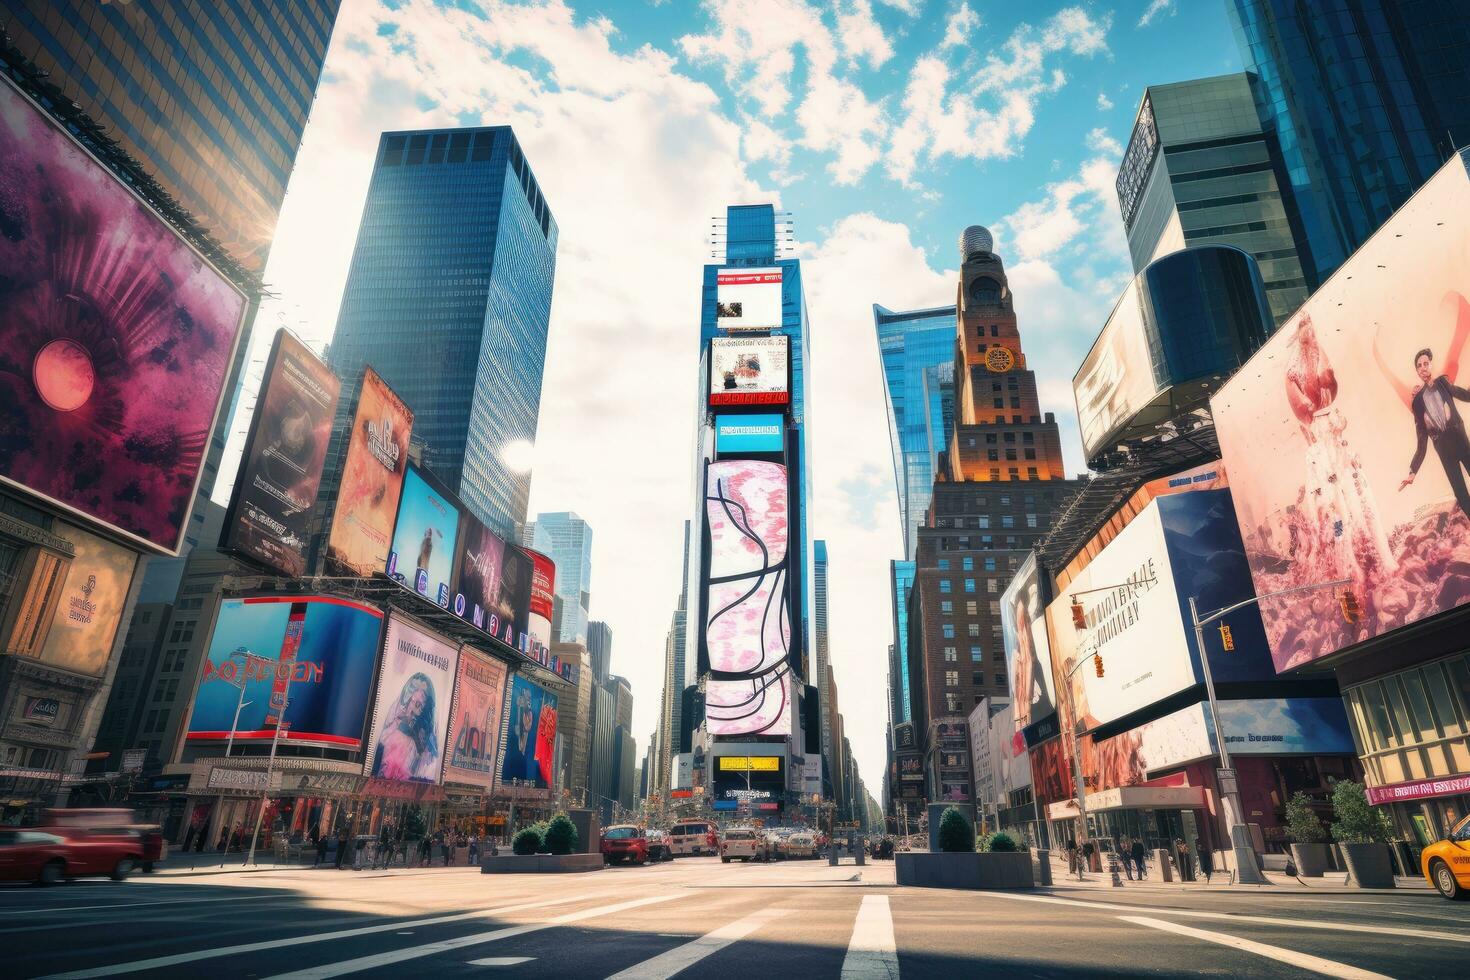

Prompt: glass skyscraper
[
  {"left": 328, "top": 126, "right": 558, "bottom": 538},
  {"left": 874, "top": 303, "right": 958, "bottom": 557},
  {"left": 889, "top": 559, "right": 915, "bottom": 727},
  {"left": 525, "top": 512, "right": 592, "bottom": 645},
  {"left": 1227, "top": 0, "right": 1470, "bottom": 286}
]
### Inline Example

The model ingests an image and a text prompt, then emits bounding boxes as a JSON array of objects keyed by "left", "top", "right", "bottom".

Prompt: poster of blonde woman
[{"left": 363, "top": 612, "right": 459, "bottom": 783}]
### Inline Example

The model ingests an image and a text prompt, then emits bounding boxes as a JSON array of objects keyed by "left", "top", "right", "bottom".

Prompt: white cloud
[
  {"left": 1138, "top": 0, "right": 1176, "bottom": 28},
  {"left": 836, "top": 0, "right": 895, "bottom": 69},
  {"left": 679, "top": 0, "right": 840, "bottom": 117},
  {"left": 796, "top": 73, "right": 888, "bottom": 184},
  {"left": 1096, "top": 91, "right": 1113, "bottom": 111},
  {"left": 941, "top": 2, "right": 981, "bottom": 49}
]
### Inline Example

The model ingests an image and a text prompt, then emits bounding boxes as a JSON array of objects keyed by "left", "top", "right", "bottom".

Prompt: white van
[
  {"left": 667, "top": 821, "right": 717, "bottom": 857},
  {"left": 720, "top": 827, "right": 769, "bottom": 863}
]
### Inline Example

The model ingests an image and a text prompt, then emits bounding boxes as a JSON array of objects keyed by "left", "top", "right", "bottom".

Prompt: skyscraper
[
  {"left": 586, "top": 621, "right": 612, "bottom": 685},
  {"left": 525, "top": 512, "right": 592, "bottom": 644},
  {"left": 875, "top": 304, "right": 958, "bottom": 557},
  {"left": 813, "top": 540, "right": 834, "bottom": 792},
  {"left": 1227, "top": 0, "right": 1470, "bottom": 286},
  {"left": 1115, "top": 73, "right": 1310, "bottom": 325},
  {"left": 328, "top": 127, "right": 558, "bottom": 537},
  {"left": 655, "top": 521, "right": 690, "bottom": 793}
]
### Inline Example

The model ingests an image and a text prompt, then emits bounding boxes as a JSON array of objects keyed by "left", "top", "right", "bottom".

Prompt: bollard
[
  {"left": 1153, "top": 847, "right": 1174, "bottom": 882},
  {"left": 1035, "top": 849, "right": 1053, "bottom": 886}
]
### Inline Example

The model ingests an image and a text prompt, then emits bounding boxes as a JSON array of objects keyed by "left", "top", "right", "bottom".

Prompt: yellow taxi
[{"left": 1421, "top": 813, "right": 1470, "bottom": 900}]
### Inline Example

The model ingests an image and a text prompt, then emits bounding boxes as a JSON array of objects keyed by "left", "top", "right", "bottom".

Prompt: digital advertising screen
[
  {"left": 1073, "top": 280, "right": 1159, "bottom": 463},
  {"left": 1000, "top": 554, "right": 1057, "bottom": 739},
  {"left": 387, "top": 465, "right": 460, "bottom": 607},
  {"left": 501, "top": 674, "right": 558, "bottom": 790},
  {"left": 363, "top": 612, "right": 459, "bottom": 783},
  {"left": 186, "top": 595, "right": 383, "bottom": 748},
  {"left": 715, "top": 414, "right": 785, "bottom": 455},
  {"left": 712, "top": 754, "right": 785, "bottom": 805},
  {"left": 988, "top": 701, "right": 1032, "bottom": 796},
  {"left": 1212, "top": 152, "right": 1470, "bottom": 671},
  {"left": 31, "top": 523, "right": 138, "bottom": 678},
  {"left": 442, "top": 645, "right": 509, "bottom": 787},
  {"left": 709, "top": 335, "right": 790, "bottom": 407},
  {"left": 524, "top": 548, "right": 556, "bottom": 659},
  {"left": 451, "top": 515, "right": 532, "bottom": 648},
  {"left": 0, "top": 76, "right": 247, "bottom": 555},
  {"left": 223, "top": 330, "right": 341, "bottom": 576},
  {"left": 325, "top": 367, "right": 414, "bottom": 577},
  {"left": 702, "top": 459, "right": 792, "bottom": 736},
  {"left": 715, "top": 267, "right": 783, "bottom": 331}
]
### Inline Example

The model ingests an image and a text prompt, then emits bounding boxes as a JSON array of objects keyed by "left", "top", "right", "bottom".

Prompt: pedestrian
[
  {"left": 314, "top": 829, "right": 329, "bottom": 868},
  {"left": 335, "top": 830, "right": 350, "bottom": 869},
  {"left": 1066, "top": 839, "right": 1078, "bottom": 875},
  {"left": 468, "top": 834, "right": 480, "bottom": 866},
  {"left": 1119, "top": 837, "right": 1135, "bottom": 880},
  {"left": 1130, "top": 837, "right": 1147, "bottom": 880},
  {"left": 1080, "top": 839, "right": 1095, "bottom": 873},
  {"left": 419, "top": 834, "right": 432, "bottom": 867},
  {"left": 183, "top": 823, "right": 197, "bottom": 852},
  {"left": 217, "top": 827, "right": 230, "bottom": 853},
  {"left": 1195, "top": 838, "right": 1213, "bottom": 884},
  {"left": 1174, "top": 838, "right": 1194, "bottom": 882},
  {"left": 353, "top": 834, "right": 367, "bottom": 871}
]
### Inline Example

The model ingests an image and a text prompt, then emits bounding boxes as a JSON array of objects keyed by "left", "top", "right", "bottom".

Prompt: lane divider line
[
  {"left": 605, "top": 907, "right": 788, "bottom": 980},
  {"left": 1117, "top": 916, "right": 1392, "bottom": 980},
  {"left": 841, "top": 895, "right": 900, "bottom": 980}
]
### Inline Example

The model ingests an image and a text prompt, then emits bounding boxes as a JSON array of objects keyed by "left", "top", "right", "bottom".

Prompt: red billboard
[{"left": 524, "top": 547, "right": 556, "bottom": 659}]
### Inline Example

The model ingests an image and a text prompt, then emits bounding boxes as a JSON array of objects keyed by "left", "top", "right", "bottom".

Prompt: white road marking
[
  {"left": 841, "top": 895, "right": 900, "bottom": 980},
  {"left": 265, "top": 893, "right": 682, "bottom": 979},
  {"left": 1118, "top": 916, "right": 1392, "bottom": 980},
  {"left": 468, "top": 957, "right": 535, "bottom": 966},
  {"left": 980, "top": 891, "right": 1470, "bottom": 944},
  {"left": 37, "top": 891, "right": 613, "bottom": 979},
  {"left": 605, "top": 907, "right": 786, "bottom": 980}
]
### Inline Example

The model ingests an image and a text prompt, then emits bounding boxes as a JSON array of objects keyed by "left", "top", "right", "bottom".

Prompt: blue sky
[{"left": 217, "top": 0, "right": 1246, "bottom": 798}]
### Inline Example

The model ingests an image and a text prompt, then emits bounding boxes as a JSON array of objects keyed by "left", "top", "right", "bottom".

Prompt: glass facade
[
  {"left": 890, "top": 560, "right": 916, "bottom": 727},
  {"left": 875, "top": 304, "right": 958, "bottom": 558},
  {"left": 328, "top": 127, "right": 557, "bottom": 538},
  {"left": 526, "top": 512, "right": 592, "bottom": 645},
  {"left": 814, "top": 540, "right": 833, "bottom": 774},
  {"left": 1139, "top": 246, "right": 1274, "bottom": 384},
  {"left": 1119, "top": 73, "right": 1310, "bottom": 326},
  {"left": 1227, "top": 0, "right": 1470, "bottom": 287}
]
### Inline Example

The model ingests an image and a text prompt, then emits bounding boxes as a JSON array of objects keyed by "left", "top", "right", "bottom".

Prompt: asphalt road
[{"left": 4, "top": 856, "right": 1463, "bottom": 978}]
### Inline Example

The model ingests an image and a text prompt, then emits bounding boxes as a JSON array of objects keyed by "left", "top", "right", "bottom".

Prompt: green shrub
[
  {"left": 980, "top": 831, "right": 1019, "bottom": 853},
  {"left": 543, "top": 814, "right": 579, "bottom": 855},
  {"left": 1283, "top": 791, "right": 1328, "bottom": 844},
  {"left": 401, "top": 806, "right": 427, "bottom": 841},
  {"left": 1330, "top": 780, "right": 1394, "bottom": 844},
  {"left": 937, "top": 806, "right": 974, "bottom": 853},
  {"left": 511, "top": 826, "right": 542, "bottom": 856}
]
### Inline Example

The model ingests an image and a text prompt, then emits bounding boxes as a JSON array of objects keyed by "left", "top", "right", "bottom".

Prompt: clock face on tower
[
  {"left": 968, "top": 276, "right": 1002, "bottom": 304},
  {"left": 985, "top": 346, "right": 1015, "bottom": 373}
]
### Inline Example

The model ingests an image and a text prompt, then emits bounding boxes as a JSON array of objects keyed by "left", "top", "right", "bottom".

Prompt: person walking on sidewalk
[
  {"left": 1080, "top": 839, "right": 1095, "bottom": 873},
  {"left": 1131, "top": 838, "right": 1147, "bottom": 880},
  {"left": 1119, "top": 837, "right": 1135, "bottom": 880},
  {"left": 314, "top": 829, "right": 328, "bottom": 868},
  {"left": 1195, "top": 838, "right": 1213, "bottom": 883},
  {"left": 1066, "top": 839, "right": 1078, "bottom": 876},
  {"left": 1174, "top": 838, "right": 1194, "bottom": 882}
]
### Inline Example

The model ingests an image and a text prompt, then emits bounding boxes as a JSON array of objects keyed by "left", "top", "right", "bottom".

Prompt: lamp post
[{"left": 246, "top": 662, "right": 294, "bottom": 867}]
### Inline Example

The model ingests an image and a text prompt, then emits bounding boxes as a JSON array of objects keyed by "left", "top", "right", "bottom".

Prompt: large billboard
[
  {"left": 702, "top": 459, "right": 792, "bottom": 736},
  {"left": 186, "top": 596, "right": 383, "bottom": 748},
  {"left": 987, "top": 702, "right": 1032, "bottom": 797},
  {"left": 501, "top": 674, "right": 558, "bottom": 790},
  {"left": 363, "top": 612, "right": 459, "bottom": 783},
  {"left": 1212, "top": 152, "right": 1470, "bottom": 671},
  {"left": 324, "top": 367, "right": 414, "bottom": 577},
  {"left": 222, "top": 330, "right": 340, "bottom": 576},
  {"left": 712, "top": 754, "right": 786, "bottom": 808},
  {"left": 451, "top": 514, "right": 532, "bottom": 648},
  {"left": 1074, "top": 281, "right": 1156, "bottom": 462},
  {"left": 715, "top": 267, "right": 783, "bottom": 331},
  {"left": 441, "top": 645, "right": 509, "bottom": 788},
  {"left": 31, "top": 524, "right": 138, "bottom": 677},
  {"left": 524, "top": 548, "right": 556, "bottom": 660},
  {"left": 715, "top": 414, "right": 785, "bottom": 455},
  {"left": 1000, "top": 554, "right": 1057, "bottom": 741},
  {"left": 709, "top": 335, "right": 790, "bottom": 407},
  {"left": 0, "top": 76, "right": 248, "bottom": 555},
  {"left": 386, "top": 465, "right": 460, "bottom": 607}
]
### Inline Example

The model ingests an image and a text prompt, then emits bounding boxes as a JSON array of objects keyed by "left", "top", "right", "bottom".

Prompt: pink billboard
[{"left": 0, "top": 77, "right": 247, "bottom": 555}]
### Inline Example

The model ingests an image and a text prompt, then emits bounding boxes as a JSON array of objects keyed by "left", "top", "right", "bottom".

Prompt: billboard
[
  {"left": 715, "top": 267, "right": 783, "bottom": 331},
  {"left": 441, "top": 646, "right": 509, "bottom": 788},
  {"left": 324, "top": 367, "right": 414, "bottom": 577},
  {"left": 186, "top": 596, "right": 383, "bottom": 748},
  {"left": 29, "top": 524, "right": 138, "bottom": 678},
  {"left": 363, "top": 612, "right": 459, "bottom": 783},
  {"left": 222, "top": 330, "right": 341, "bottom": 576},
  {"left": 709, "top": 335, "right": 790, "bottom": 407},
  {"left": 1212, "top": 152, "right": 1470, "bottom": 671},
  {"left": 712, "top": 754, "right": 785, "bottom": 805},
  {"left": 1000, "top": 554, "right": 1057, "bottom": 740},
  {"left": 451, "top": 514, "right": 532, "bottom": 648},
  {"left": 524, "top": 547, "right": 556, "bottom": 659},
  {"left": 1074, "top": 281, "right": 1156, "bottom": 462},
  {"left": 387, "top": 465, "right": 460, "bottom": 607},
  {"left": 703, "top": 459, "right": 792, "bottom": 736},
  {"left": 501, "top": 674, "right": 558, "bottom": 790},
  {"left": 715, "top": 414, "right": 785, "bottom": 454},
  {"left": 0, "top": 76, "right": 248, "bottom": 555},
  {"left": 987, "top": 702, "right": 1032, "bottom": 797}
]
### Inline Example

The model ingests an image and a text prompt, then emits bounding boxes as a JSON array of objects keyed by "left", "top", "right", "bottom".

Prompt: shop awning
[{"left": 1048, "top": 785, "right": 1206, "bottom": 821}]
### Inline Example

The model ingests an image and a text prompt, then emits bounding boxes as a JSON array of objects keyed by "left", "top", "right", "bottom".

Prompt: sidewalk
[
  {"left": 1043, "top": 859, "right": 1431, "bottom": 894},
  {"left": 151, "top": 854, "right": 483, "bottom": 878}
]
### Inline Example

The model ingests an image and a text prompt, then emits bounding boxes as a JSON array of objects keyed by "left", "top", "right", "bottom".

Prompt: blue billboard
[
  {"left": 500, "top": 675, "right": 558, "bottom": 789},
  {"left": 186, "top": 596, "right": 384, "bottom": 748},
  {"left": 387, "top": 465, "right": 461, "bottom": 607},
  {"left": 715, "top": 414, "right": 784, "bottom": 455}
]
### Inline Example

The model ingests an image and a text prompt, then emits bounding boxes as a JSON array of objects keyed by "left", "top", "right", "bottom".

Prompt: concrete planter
[
  {"left": 896, "top": 851, "right": 1034, "bottom": 890},
  {"left": 1289, "top": 843, "right": 1332, "bottom": 877},
  {"left": 1339, "top": 843, "right": 1395, "bottom": 889},
  {"left": 481, "top": 853, "right": 605, "bottom": 874}
]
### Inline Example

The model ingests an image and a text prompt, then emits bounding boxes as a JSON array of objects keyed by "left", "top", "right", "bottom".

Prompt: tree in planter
[
  {"left": 1330, "top": 780, "right": 1394, "bottom": 844},
  {"left": 1283, "top": 792, "right": 1328, "bottom": 844},
  {"left": 401, "top": 805, "right": 427, "bottom": 842},
  {"left": 980, "top": 831, "right": 1020, "bottom": 853},
  {"left": 937, "top": 806, "right": 974, "bottom": 853},
  {"left": 543, "top": 814, "right": 579, "bottom": 855},
  {"left": 512, "top": 826, "right": 542, "bottom": 856}
]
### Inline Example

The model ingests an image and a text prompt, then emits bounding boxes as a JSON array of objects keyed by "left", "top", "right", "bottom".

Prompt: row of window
[
  {"left": 943, "top": 671, "right": 1008, "bottom": 688},
  {"left": 942, "top": 646, "right": 986, "bottom": 662}
]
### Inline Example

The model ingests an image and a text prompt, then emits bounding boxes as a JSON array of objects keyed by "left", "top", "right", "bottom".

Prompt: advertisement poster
[
  {"left": 712, "top": 754, "right": 785, "bottom": 804},
  {"left": 442, "top": 646, "right": 509, "bottom": 787},
  {"left": 988, "top": 702, "right": 1032, "bottom": 797},
  {"left": 0, "top": 77, "right": 247, "bottom": 555},
  {"left": 186, "top": 596, "right": 383, "bottom": 748},
  {"left": 387, "top": 465, "right": 460, "bottom": 607},
  {"left": 451, "top": 515, "right": 531, "bottom": 647},
  {"left": 709, "top": 336, "right": 790, "bottom": 407},
  {"left": 1000, "top": 554, "right": 1057, "bottom": 737},
  {"left": 1074, "top": 281, "right": 1157, "bottom": 462},
  {"left": 501, "top": 675, "right": 557, "bottom": 790},
  {"left": 1216, "top": 698, "right": 1355, "bottom": 756},
  {"left": 524, "top": 548, "right": 556, "bottom": 658},
  {"left": 715, "top": 414, "right": 785, "bottom": 455},
  {"left": 703, "top": 460, "right": 792, "bottom": 736},
  {"left": 715, "top": 267, "right": 782, "bottom": 331},
  {"left": 325, "top": 367, "right": 414, "bottom": 577},
  {"left": 32, "top": 524, "right": 139, "bottom": 677},
  {"left": 363, "top": 613, "right": 459, "bottom": 783},
  {"left": 223, "top": 330, "right": 340, "bottom": 576},
  {"left": 1212, "top": 152, "right": 1470, "bottom": 670}
]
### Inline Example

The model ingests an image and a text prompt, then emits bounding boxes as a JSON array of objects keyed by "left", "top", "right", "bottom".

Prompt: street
[{"left": 6, "top": 857, "right": 1463, "bottom": 979}]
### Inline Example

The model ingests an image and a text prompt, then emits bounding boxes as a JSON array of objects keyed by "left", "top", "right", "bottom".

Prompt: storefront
[
  {"left": 174, "top": 758, "right": 369, "bottom": 855},
  {"left": 1048, "top": 784, "right": 1208, "bottom": 855}
]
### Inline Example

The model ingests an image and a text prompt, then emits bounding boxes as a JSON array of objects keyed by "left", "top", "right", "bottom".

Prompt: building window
[
  {"left": 938, "top": 559, "right": 950, "bottom": 570},
  {"left": 944, "top": 646, "right": 958, "bottom": 662},
  {"left": 968, "top": 623, "right": 980, "bottom": 637},
  {"left": 1027, "top": 513, "right": 1038, "bottom": 528},
  {"left": 943, "top": 624, "right": 956, "bottom": 639},
  {"left": 973, "top": 672, "right": 986, "bottom": 685},
  {"left": 939, "top": 579, "right": 952, "bottom": 594},
  {"left": 989, "top": 601, "right": 1002, "bottom": 616},
  {"left": 984, "top": 558, "right": 997, "bottom": 572},
  {"left": 964, "top": 579, "right": 976, "bottom": 593},
  {"left": 941, "top": 601, "right": 953, "bottom": 614},
  {"left": 962, "top": 557, "right": 974, "bottom": 571},
  {"left": 970, "top": 646, "right": 983, "bottom": 662},
  {"left": 1001, "top": 515, "right": 1014, "bottom": 529},
  {"left": 987, "top": 579, "right": 999, "bottom": 594},
  {"left": 945, "top": 671, "right": 959, "bottom": 687},
  {"left": 966, "top": 601, "right": 978, "bottom": 615}
]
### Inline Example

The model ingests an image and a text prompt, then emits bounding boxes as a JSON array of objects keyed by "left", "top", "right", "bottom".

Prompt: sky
[{"left": 214, "top": 0, "right": 1245, "bottom": 801}]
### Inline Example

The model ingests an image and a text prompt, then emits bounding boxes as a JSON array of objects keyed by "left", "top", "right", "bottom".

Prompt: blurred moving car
[
  {"left": 0, "top": 823, "right": 146, "bottom": 884},
  {"left": 600, "top": 825, "right": 650, "bottom": 865},
  {"left": 40, "top": 809, "right": 166, "bottom": 872},
  {"left": 668, "top": 820, "right": 718, "bottom": 857},
  {"left": 0, "top": 829, "right": 71, "bottom": 884},
  {"left": 784, "top": 833, "right": 817, "bottom": 859},
  {"left": 644, "top": 829, "right": 674, "bottom": 862},
  {"left": 1421, "top": 813, "right": 1470, "bottom": 900},
  {"left": 720, "top": 827, "right": 769, "bottom": 863}
]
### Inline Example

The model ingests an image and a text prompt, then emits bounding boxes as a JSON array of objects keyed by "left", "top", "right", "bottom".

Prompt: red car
[
  {"left": 40, "top": 809, "right": 165, "bottom": 872},
  {"left": 0, "top": 826, "right": 143, "bottom": 884},
  {"left": 601, "top": 825, "right": 650, "bottom": 865}
]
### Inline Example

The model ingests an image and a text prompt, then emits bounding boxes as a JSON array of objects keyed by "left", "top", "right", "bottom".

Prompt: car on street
[
  {"left": 668, "top": 820, "right": 718, "bottom": 857},
  {"left": 784, "top": 832, "right": 817, "bottom": 859},
  {"left": 645, "top": 829, "right": 674, "bottom": 862},
  {"left": 1421, "top": 813, "right": 1470, "bottom": 900},
  {"left": 0, "top": 825, "right": 146, "bottom": 883},
  {"left": 720, "top": 827, "right": 769, "bottom": 863},
  {"left": 40, "top": 809, "right": 166, "bottom": 872},
  {"left": 601, "top": 825, "right": 650, "bottom": 865}
]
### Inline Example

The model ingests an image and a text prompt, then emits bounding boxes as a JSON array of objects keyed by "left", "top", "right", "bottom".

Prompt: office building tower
[
  {"left": 1227, "top": 0, "right": 1470, "bottom": 287},
  {"left": 655, "top": 521, "right": 691, "bottom": 794},
  {"left": 889, "top": 560, "right": 916, "bottom": 728},
  {"left": 587, "top": 621, "right": 612, "bottom": 685},
  {"left": 812, "top": 540, "right": 834, "bottom": 792},
  {"left": 525, "top": 513, "right": 591, "bottom": 644},
  {"left": 327, "top": 127, "right": 557, "bottom": 537},
  {"left": 1116, "top": 73, "right": 1310, "bottom": 325},
  {"left": 875, "top": 304, "right": 958, "bottom": 557}
]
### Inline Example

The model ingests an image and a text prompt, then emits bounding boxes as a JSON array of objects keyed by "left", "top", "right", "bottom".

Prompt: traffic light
[
  {"left": 1340, "top": 590, "right": 1362, "bottom": 624},
  {"left": 1218, "top": 623, "right": 1235, "bottom": 651},
  {"left": 1094, "top": 654, "right": 1105, "bottom": 678},
  {"left": 1071, "top": 598, "right": 1086, "bottom": 630}
]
